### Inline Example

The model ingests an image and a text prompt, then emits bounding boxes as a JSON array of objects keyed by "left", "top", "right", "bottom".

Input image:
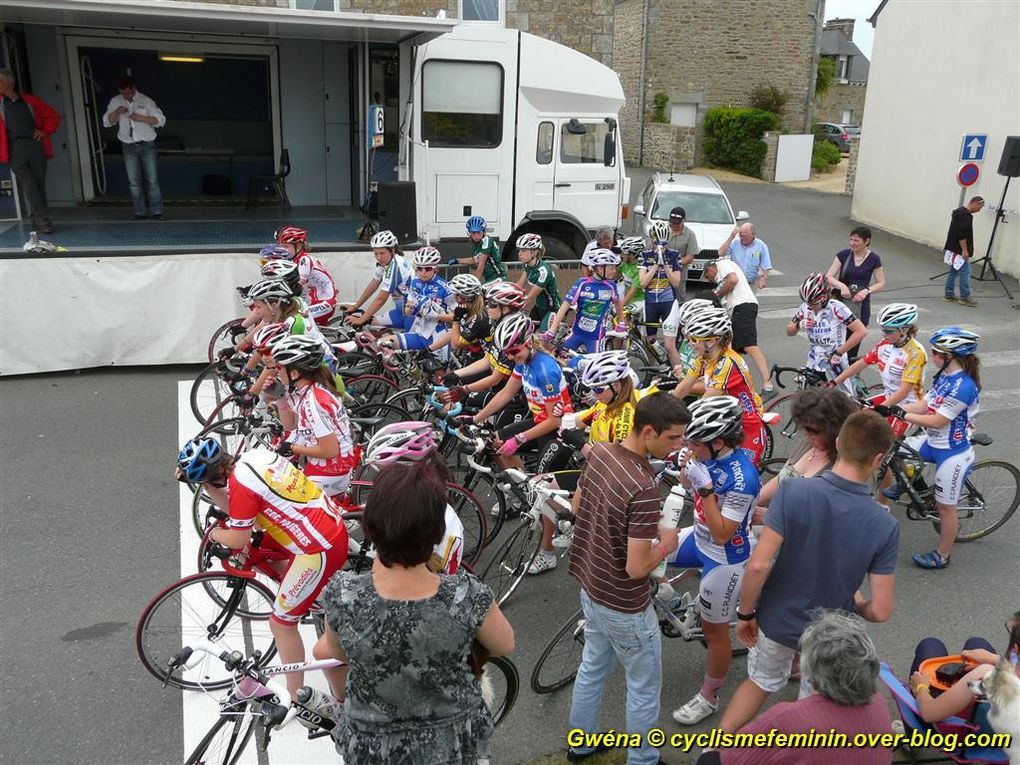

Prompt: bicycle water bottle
[
  {"left": 653, "top": 484, "right": 687, "bottom": 580},
  {"left": 295, "top": 686, "right": 338, "bottom": 726}
]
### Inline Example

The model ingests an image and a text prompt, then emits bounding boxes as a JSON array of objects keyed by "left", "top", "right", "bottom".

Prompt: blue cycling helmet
[
  {"left": 929, "top": 326, "right": 980, "bottom": 356},
  {"left": 177, "top": 437, "right": 226, "bottom": 483},
  {"left": 466, "top": 215, "right": 486, "bottom": 233},
  {"left": 259, "top": 245, "right": 292, "bottom": 262}
]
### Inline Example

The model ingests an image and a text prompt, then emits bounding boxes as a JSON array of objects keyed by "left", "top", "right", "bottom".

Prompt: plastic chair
[
  {"left": 246, "top": 148, "right": 291, "bottom": 211},
  {"left": 878, "top": 663, "right": 1008, "bottom": 765}
]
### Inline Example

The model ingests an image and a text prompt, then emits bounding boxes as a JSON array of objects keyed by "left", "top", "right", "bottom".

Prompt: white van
[{"left": 398, "top": 24, "right": 631, "bottom": 257}]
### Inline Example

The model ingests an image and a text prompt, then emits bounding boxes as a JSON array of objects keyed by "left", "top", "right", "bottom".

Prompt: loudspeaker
[
  {"left": 377, "top": 182, "right": 418, "bottom": 244},
  {"left": 997, "top": 135, "right": 1020, "bottom": 177}
]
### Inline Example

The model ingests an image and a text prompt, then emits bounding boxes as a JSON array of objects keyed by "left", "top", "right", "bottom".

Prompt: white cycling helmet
[
  {"left": 365, "top": 421, "right": 438, "bottom": 466},
  {"left": 685, "top": 395, "right": 744, "bottom": 443},
  {"left": 448, "top": 273, "right": 483, "bottom": 298},
  {"left": 370, "top": 230, "right": 399, "bottom": 249},
  {"left": 516, "top": 232, "right": 544, "bottom": 251},
  {"left": 580, "top": 350, "right": 633, "bottom": 388},
  {"left": 252, "top": 322, "right": 289, "bottom": 352},
  {"left": 877, "top": 303, "right": 919, "bottom": 329},
  {"left": 270, "top": 335, "right": 326, "bottom": 370},
  {"left": 247, "top": 278, "right": 294, "bottom": 303},
  {"left": 618, "top": 236, "right": 645, "bottom": 254},
  {"left": 799, "top": 272, "right": 830, "bottom": 304},
  {"left": 674, "top": 298, "right": 715, "bottom": 329},
  {"left": 588, "top": 248, "right": 621, "bottom": 267},
  {"left": 492, "top": 313, "right": 534, "bottom": 352},
  {"left": 650, "top": 220, "right": 671, "bottom": 243},
  {"left": 411, "top": 246, "right": 442, "bottom": 268},
  {"left": 484, "top": 280, "right": 526, "bottom": 309},
  {"left": 683, "top": 306, "right": 732, "bottom": 340}
]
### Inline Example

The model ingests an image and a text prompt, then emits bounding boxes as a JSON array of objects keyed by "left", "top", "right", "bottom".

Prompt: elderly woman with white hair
[{"left": 698, "top": 610, "right": 893, "bottom": 765}]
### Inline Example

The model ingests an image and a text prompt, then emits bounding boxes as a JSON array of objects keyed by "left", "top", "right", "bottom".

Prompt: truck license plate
[{"left": 594, "top": 183, "right": 615, "bottom": 190}]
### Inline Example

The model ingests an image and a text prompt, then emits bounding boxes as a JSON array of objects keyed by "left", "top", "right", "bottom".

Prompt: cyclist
[
  {"left": 428, "top": 273, "right": 489, "bottom": 363},
  {"left": 638, "top": 219, "right": 682, "bottom": 338},
  {"left": 343, "top": 230, "right": 413, "bottom": 328},
  {"left": 275, "top": 225, "right": 338, "bottom": 325},
  {"left": 546, "top": 248, "right": 626, "bottom": 353},
  {"left": 667, "top": 396, "right": 760, "bottom": 726},
  {"left": 176, "top": 437, "right": 348, "bottom": 698},
  {"left": 383, "top": 246, "right": 454, "bottom": 359},
  {"left": 617, "top": 235, "right": 646, "bottom": 320},
  {"left": 671, "top": 306, "right": 770, "bottom": 465},
  {"left": 879, "top": 327, "right": 981, "bottom": 570},
  {"left": 662, "top": 297, "right": 714, "bottom": 376},
  {"left": 260, "top": 259, "right": 302, "bottom": 297},
  {"left": 448, "top": 215, "right": 507, "bottom": 284},
  {"left": 787, "top": 272, "right": 868, "bottom": 394},
  {"left": 271, "top": 335, "right": 356, "bottom": 499},
  {"left": 515, "top": 233, "right": 560, "bottom": 331}
]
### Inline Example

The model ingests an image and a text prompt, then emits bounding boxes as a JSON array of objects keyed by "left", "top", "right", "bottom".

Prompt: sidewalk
[{"left": 634, "top": 159, "right": 849, "bottom": 194}]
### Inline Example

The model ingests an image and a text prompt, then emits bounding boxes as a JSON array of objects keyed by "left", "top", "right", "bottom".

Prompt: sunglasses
[
  {"left": 485, "top": 300, "right": 501, "bottom": 309},
  {"left": 801, "top": 424, "right": 822, "bottom": 435},
  {"left": 881, "top": 327, "right": 901, "bottom": 335},
  {"left": 589, "top": 386, "right": 608, "bottom": 395},
  {"left": 504, "top": 344, "right": 529, "bottom": 356},
  {"left": 415, "top": 266, "right": 435, "bottom": 273}
]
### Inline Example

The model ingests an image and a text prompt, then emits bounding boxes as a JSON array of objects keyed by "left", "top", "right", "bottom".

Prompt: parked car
[
  {"left": 632, "top": 173, "right": 749, "bottom": 283},
  {"left": 817, "top": 122, "right": 856, "bottom": 152}
]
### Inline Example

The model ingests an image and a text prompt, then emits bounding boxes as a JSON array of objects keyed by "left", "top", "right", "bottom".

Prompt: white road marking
[
  {"left": 178, "top": 381, "right": 336, "bottom": 764},
  {"left": 978, "top": 350, "right": 1020, "bottom": 369},
  {"left": 976, "top": 388, "right": 1020, "bottom": 414}
]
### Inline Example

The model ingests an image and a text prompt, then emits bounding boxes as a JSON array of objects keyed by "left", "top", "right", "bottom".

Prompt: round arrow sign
[{"left": 957, "top": 162, "right": 980, "bottom": 187}]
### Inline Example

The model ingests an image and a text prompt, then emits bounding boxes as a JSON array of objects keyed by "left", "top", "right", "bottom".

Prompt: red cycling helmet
[{"left": 275, "top": 226, "right": 308, "bottom": 246}]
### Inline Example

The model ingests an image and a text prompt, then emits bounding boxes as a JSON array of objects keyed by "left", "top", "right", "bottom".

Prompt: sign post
[{"left": 959, "top": 134, "right": 987, "bottom": 162}]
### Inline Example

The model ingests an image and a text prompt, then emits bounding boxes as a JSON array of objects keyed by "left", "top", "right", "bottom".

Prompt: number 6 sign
[{"left": 368, "top": 105, "right": 384, "bottom": 149}]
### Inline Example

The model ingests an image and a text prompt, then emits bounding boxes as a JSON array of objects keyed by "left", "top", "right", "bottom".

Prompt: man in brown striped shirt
[{"left": 566, "top": 392, "right": 691, "bottom": 765}]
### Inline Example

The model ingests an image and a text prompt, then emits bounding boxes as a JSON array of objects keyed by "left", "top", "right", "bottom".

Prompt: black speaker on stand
[
  {"left": 972, "top": 135, "right": 1019, "bottom": 301},
  {"left": 377, "top": 181, "right": 418, "bottom": 245}
]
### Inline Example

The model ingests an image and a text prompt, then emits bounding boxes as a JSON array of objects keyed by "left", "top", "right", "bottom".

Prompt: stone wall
[
  {"left": 641, "top": 123, "right": 696, "bottom": 172},
  {"left": 613, "top": 0, "right": 645, "bottom": 162},
  {"left": 507, "top": 0, "right": 615, "bottom": 66},
  {"left": 815, "top": 81, "right": 867, "bottom": 125},
  {"left": 844, "top": 136, "right": 859, "bottom": 196},
  {"left": 341, "top": 0, "right": 457, "bottom": 14},
  {"left": 761, "top": 131, "right": 779, "bottom": 182}
]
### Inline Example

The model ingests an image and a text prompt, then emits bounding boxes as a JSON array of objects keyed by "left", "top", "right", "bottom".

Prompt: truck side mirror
[
  {"left": 603, "top": 130, "right": 616, "bottom": 166},
  {"left": 736, "top": 210, "right": 750, "bottom": 221},
  {"left": 633, "top": 204, "right": 646, "bottom": 217}
]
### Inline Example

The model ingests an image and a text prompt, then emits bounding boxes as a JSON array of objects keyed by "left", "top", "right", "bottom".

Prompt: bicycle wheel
[
  {"left": 335, "top": 350, "right": 383, "bottom": 378},
  {"left": 934, "top": 460, "right": 1020, "bottom": 542},
  {"left": 384, "top": 386, "right": 430, "bottom": 418},
  {"left": 758, "top": 457, "right": 787, "bottom": 480},
  {"left": 762, "top": 392, "right": 799, "bottom": 460},
  {"left": 483, "top": 656, "right": 520, "bottom": 726},
  {"left": 208, "top": 318, "right": 247, "bottom": 364},
  {"left": 136, "top": 572, "right": 277, "bottom": 690},
  {"left": 185, "top": 700, "right": 258, "bottom": 765},
  {"left": 190, "top": 363, "right": 239, "bottom": 426},
  {"left": 480, "top": 520, "right": 541, "bottom": 607},
  {"left": 345, "top": 374, "right": 401, "bottom": 406},
  {"left": 456, "top": 469, "right": 507, "bottom": 547},
  {"left": 531, "top": 607, "right": 585, "bottom": 694},
  {"left": 447, "top": 482, "right": 488, "bottom": 566},
  {"left": 348, "top": 401, "right": 411, "bottom": 440}
]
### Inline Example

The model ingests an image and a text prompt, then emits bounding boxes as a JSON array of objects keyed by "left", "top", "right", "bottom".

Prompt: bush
[
  {"left": 811, "top": 137, "right": 842, "bottom": 172},
  {"left": 816, "top": 57, "right": 836, "bottom": 97},
  {"left": 651, "top": 92, "right": 669, "bottom": 124},
  {"left": 703, "top": 107, "right": 779, "bottom": 178},
  {"left": 749, "top": 85, "right": 788, "bottom": 121}
]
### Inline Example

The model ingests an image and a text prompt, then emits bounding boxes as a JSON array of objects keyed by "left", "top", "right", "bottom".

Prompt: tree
[{"left": 816, "top": 57, "right": 836, "bottom": 98}]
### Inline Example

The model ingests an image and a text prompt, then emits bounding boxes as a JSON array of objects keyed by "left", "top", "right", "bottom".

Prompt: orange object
[{"left": 918, "top": 655, "right": 977, "bottom": 692}]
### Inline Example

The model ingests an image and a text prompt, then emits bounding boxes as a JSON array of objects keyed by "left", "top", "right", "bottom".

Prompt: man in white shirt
[
  {"left": 103, "top": 77, "right": 166, "bottom": 219},
  {"left": 704, "top": 259, "right": 772, "bottom": 392}
]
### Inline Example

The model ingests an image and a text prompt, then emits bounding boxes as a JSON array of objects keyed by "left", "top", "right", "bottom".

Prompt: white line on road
[
  {"left": 978, "top": 350, "right": 1020, "bottom": 369},
  {"left": 976, "top": 388, "right": 1020, "bottom": 414}
]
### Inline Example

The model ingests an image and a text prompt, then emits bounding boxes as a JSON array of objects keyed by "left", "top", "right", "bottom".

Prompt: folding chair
[{"left": 246, "top": 148, "right": 291, "bottom": 211}]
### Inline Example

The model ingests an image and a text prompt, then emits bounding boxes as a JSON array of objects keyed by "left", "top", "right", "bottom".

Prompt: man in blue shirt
[{"left": 719, "top": 223, "right": 772, "bottom": 291}]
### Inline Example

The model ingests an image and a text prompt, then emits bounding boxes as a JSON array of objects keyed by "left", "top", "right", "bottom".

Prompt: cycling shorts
[
  {"left": 376, "top": 305, "right": 412, "bottom": 330},
  {"left": 907, "top": 435, "right": 975, "bottom": 506},
  {"left": 563, "top": 330, "right": 604, "bottom": 354},
  {"left": 308, "top": 298, "right": 338, "bottom": 325},
  {"left": 670, "top": 527, "right": 746, "bottom": 624},
  {"left": 643, "top": 300, "right": 673, "bottom": 337},
  {"left": 272, "top": 542, "right": 348, "bottom": 626}
]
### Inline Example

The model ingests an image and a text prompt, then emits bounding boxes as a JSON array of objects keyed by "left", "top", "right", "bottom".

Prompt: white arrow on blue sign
[{"left": 960, "top": 134, "right": 987, "bottom": 162}]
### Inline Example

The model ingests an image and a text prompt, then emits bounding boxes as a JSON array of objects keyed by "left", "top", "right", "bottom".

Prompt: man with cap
[{"left": 667, "top": 207, "right": 700, "bottom": 301}]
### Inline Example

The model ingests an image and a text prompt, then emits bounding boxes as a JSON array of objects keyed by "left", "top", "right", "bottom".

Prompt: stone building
[{"left": 815, "top": 17, "right": 868, "bottom": 126}]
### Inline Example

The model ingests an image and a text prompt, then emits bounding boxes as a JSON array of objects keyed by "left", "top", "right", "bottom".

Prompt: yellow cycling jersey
[{"left": 577, "top": 386, "right": 659, "bottom": 444}]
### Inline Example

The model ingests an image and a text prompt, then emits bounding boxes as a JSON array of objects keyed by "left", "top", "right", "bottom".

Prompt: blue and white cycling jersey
[
  {"left": 691, "top": 449, "right": 760, "bottom": 565},
  {"left": 374, "top": 255, "right": 413, "bottom": 306},
  {"left": 638, "top": 247, "right": 681, "bottom": 303},
  {"left": 512, "top": 351, "right": 573, "bottom": 424},
  {"left": 563, "top": 276, "right": 617, "bottom": 338},
  {"left": 405, "top": 275, "right": 454, "bottom": 338},
  {"left": 922, "top": 370, "right": 979, "bottom": 453}
]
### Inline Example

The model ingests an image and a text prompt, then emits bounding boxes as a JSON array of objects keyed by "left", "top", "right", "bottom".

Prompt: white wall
[{"left": 853, "top": 0, "right": 1020, "bottom": 278}]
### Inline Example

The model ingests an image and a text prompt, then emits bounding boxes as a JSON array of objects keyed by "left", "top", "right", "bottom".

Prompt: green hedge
[
  {"left": 811, "top": 137, "right": 842, "bottom": 172},
  {"left": 703, "top": 107, "right": 779, "bottom": 178}
]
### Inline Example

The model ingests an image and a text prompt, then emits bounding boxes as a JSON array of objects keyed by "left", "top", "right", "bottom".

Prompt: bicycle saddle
[{"left": 970, "top": 432, "right": 993, "bottom": 446}]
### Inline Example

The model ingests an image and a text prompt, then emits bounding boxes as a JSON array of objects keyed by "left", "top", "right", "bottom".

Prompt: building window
[
  {"left": 536, "top": 122, "right": 554, "bottom": 164},
  {"left": 838, "top": 56, "right": 850, "bottom": 82},
  {"left": 459, "top": 0, "right": 504, "bottom": 23},
  {"left": 290, "top": 0, "right": 337, "bottom": 10},
  {"left": 559, "top": 121, "right": 615, "bottom": 165},
  {"left": 422, "top": 60, "right": 503, "bottom": 148}
]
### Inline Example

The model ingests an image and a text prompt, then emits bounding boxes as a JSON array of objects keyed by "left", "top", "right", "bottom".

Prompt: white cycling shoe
[
  {"left": 527, "top": 550, "right": 557, "bottom": 575},
  {"left": 551, "top": 528, "right": 574, "bottom": 549},
  {"left": 672, "top": 693, "right": 717, "bottom": 725}
]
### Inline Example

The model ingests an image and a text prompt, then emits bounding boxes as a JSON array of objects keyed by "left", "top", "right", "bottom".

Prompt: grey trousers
[{"left": 9, "top": 138, "right": 51, "bottom": 226}]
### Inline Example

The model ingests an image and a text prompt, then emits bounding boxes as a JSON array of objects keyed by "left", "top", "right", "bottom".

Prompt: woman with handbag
[{"left": 825, "top": 226, "right": 887, "bottom": 361}]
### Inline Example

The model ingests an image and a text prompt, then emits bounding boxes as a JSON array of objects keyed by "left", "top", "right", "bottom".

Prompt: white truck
[{"left": 397, "top": 23, "right": 631, "bottom": 258}]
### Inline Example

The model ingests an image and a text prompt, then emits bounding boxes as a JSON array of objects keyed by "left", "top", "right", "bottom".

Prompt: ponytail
[{"left": 958, "top": 354, "right": 982, "bottom": 391}]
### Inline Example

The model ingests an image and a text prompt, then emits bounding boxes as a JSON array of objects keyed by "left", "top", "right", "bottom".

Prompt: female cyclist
[
  {"left": 880, "top": 327, "right": 981, "bottom": 570},
  {"left": 787, "top": 272, "right": 868, "bottom": 393},
  {"left": 275, "top": 225, "right": 339, "bottom": 325},
  {"left": 428, "top": 273, "right": 489, "bottom": 362},
  {"left": 514, "top": 233, "right": 560, "bottom": 331},
  {"left": 638, "top": 219, "right": 682, "bottom": 336},
  {"left": 617, "top": 235, "right": 646, "bottom": 320},
  {"left": 382, "top": 246, "right": 454, "bottom": 358},
  {"left": 448, "top": 215, "right": 507, "bottom": 284},
  {"left": 667, "top": 395, "right": 761, "bottom": 726},
  {"left": 671, "top": 306, "right": 770, "bottom": 466},
  {"left": 343, "top": 230, "right": 413, "bottom": 329},
  {"left": 546, "top": 248, "right": 626, "bottom": 353},
  {"left": 662, "top": 297, "right": 714, "bottom": 376},
  {"left": 270, "top": 335, "right": 357, "bottom": 499}
]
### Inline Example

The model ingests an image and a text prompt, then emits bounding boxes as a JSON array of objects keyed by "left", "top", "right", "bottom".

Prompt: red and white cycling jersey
[
  {"left": 284, "top": 383, "right": 356, "bottom": 480},
  {"left": 296, "top": 253, "right": 338, "bottom": 322},
  {"left": 226, "top": 449, "right": 346, "bottom": 555},
  {"left": 791, "top": 299, "right": 856, "bottom": 369}
]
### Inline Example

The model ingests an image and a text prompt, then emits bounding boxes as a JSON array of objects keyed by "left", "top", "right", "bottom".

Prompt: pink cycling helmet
[{"left": 364, "top": 421, "right": 439, "bottom": 466}]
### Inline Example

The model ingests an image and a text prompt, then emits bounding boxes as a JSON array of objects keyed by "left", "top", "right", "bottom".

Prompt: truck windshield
[
  {"left": 560, "top": 122, "right": 615, "bottom": 165},
  {"left": 652, "top": 192, "right": 732, "bottom": 224}
]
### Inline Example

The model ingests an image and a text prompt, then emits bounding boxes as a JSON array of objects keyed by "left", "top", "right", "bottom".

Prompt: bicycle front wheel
[
  {"left": 185, "top": 700, "right": 258, "bottom": 765},
  {"left": 190, "top": 363, "right": 239, "bottom": 426},
  {"left": 480, "top": 520, "right": 541, "bottom": 607},
  {"left": 938, "top": 460, "right": 1020, "bottom": 542},
  {"left": 483, "top": 656, "right": 520, "bottom": 727},
  {"left": 207, "top": 318, "right": 246, "bottom": 364},
  {"left": 136, "top": 573, "right": 277, "bottom": 690},
  {"left": 531, "top": 607, "right": 585, "bottom": 694},
  {"left": 447, "top": 482, "right": 488, "bottom": 566},
  {"left": 762, "top": 393, "right": 799, "bottom": 460}
]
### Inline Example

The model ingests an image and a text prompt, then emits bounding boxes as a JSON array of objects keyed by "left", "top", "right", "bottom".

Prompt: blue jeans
[
  {"left": 122, "top": 141, "right": 163, "bottom": 216},
  {"left": 945, "top": 257, "right": 971, "bottom": 299},
  {"left": 568, "top": 589, "right": 662, "bottom": 765}
]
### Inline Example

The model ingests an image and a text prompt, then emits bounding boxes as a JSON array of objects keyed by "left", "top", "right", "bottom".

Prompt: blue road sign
[{"left": 960, "top": 134, "right": 987, "bottom": 162}]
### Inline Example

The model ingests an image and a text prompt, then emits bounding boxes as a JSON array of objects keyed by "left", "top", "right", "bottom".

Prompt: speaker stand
[{"left": 970, "top": 176, "right": 1014, "bottom": 300}]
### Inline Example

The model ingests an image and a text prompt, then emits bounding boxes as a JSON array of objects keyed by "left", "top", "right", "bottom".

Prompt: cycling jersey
[
  {"left": 524, "top": 260, "right": 560, "bottom": 317},
  {"left": 473, "top": 236, "right": 507, "bottom": 283},
  {"left": 512, "top": 350, "right": 573, "bottom": 423},
  {"left": 690, "top": 449, "right": 760, "bottom": 564},
  {"left": 456, "top": 310, "right": 489, "bottom": 346},
  {"left": 563, "top": 276, "right": 617, "bottom": 338},
  {"left": 295, "top": 253, "right": 337, "bottom": 322},
  {"left": 861, "top": 337, "right": 927, "bottom": 402},
  {"left": 577, "top": 386, "right": 658, "bottom": 444},
  {"left": 618, "top": 260, "right": 644, "bottom": 304},
  {"left": 373, "top": 255, "right": 413, "bottom": 306},
  {"left": 227, "top": 449, "right": 347, "bottom": 555},
  {"left": 404, "top": 274, "right": 454, "bottom": 338},
  {"left": 920, "top": 369, "right": 980, "bottom": 453},
  {"left": 792, "top": 299, "right": 857, "bottom": 369},
  {"left": 430, "top": 505, "right": 466, "bottom": 575},
  {"left": 688, "top": 349, "right": 765, "bottom": 425},
  {"left": 284, "top": 383, "right": 357, "bottom": 494},
  {"left": 638, "top": 247, "right": 681, "bottom": 303}
]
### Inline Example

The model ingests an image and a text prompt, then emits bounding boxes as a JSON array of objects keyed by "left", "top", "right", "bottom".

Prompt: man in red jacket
[{"left": 0, "top": 68, "right": 61, "bottom": 234}]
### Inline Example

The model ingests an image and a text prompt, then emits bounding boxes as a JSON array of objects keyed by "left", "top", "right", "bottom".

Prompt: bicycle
[{"left": 531, "top": 570, "right": 748, "bottom": 695}]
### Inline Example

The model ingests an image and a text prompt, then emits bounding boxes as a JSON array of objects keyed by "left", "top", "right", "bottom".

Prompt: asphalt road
[{"left": 2, "top": 178, "right": 1018, "bottom": 765}]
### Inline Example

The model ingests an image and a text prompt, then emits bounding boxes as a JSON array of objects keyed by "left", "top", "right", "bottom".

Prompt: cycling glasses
[
  {"left": 504, "top": 343, "right": 529, "bottom": 356},
  {"left": 415, "top": 266, "right": 435, "bottom": 273}
]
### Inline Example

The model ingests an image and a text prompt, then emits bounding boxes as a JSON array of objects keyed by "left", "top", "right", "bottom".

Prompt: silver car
[{"left": 632, "top": 173, "right": 750, "bottom": 283}]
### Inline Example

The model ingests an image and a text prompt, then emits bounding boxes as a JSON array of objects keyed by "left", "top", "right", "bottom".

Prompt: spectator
[
  {"left": 666, "top": 207, "right": 699, "bottom": 301},
  {"left": 582, "top": 224, "right": 619, "bottom": 275},
  {"left": 318, "top": 461, "right": 514, "bottom": 764},
  {"left": 941, "top": 196, "right": 985, "bottom": 307},
  {"left": 566, "top": 392, "right": 691, "bottom": 765},
  {"left": 703, "top": 260, "right": 771, "bottom": 392},
  {"left": 0, "top": 68, "right": 61, "bottom": 234},
  {"left": 103, "top": 77, "right": 166, "bottom": 220},
  {"left": 825, "top": 227, "right": 886, "bottom": 360},
  {"left": 698, "top": 611, "right": 893, "bottom": 765},
  {"left": 718, "top": 223, "right": 772, "bottom": 291},
  {"left": 719, "top": 410, "right": 899, "bottom": 735}
]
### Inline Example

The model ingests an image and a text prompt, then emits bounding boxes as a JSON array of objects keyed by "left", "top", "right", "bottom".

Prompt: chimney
[{"left": 824, "top": 17, "right": 856, "bottom": 41}]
